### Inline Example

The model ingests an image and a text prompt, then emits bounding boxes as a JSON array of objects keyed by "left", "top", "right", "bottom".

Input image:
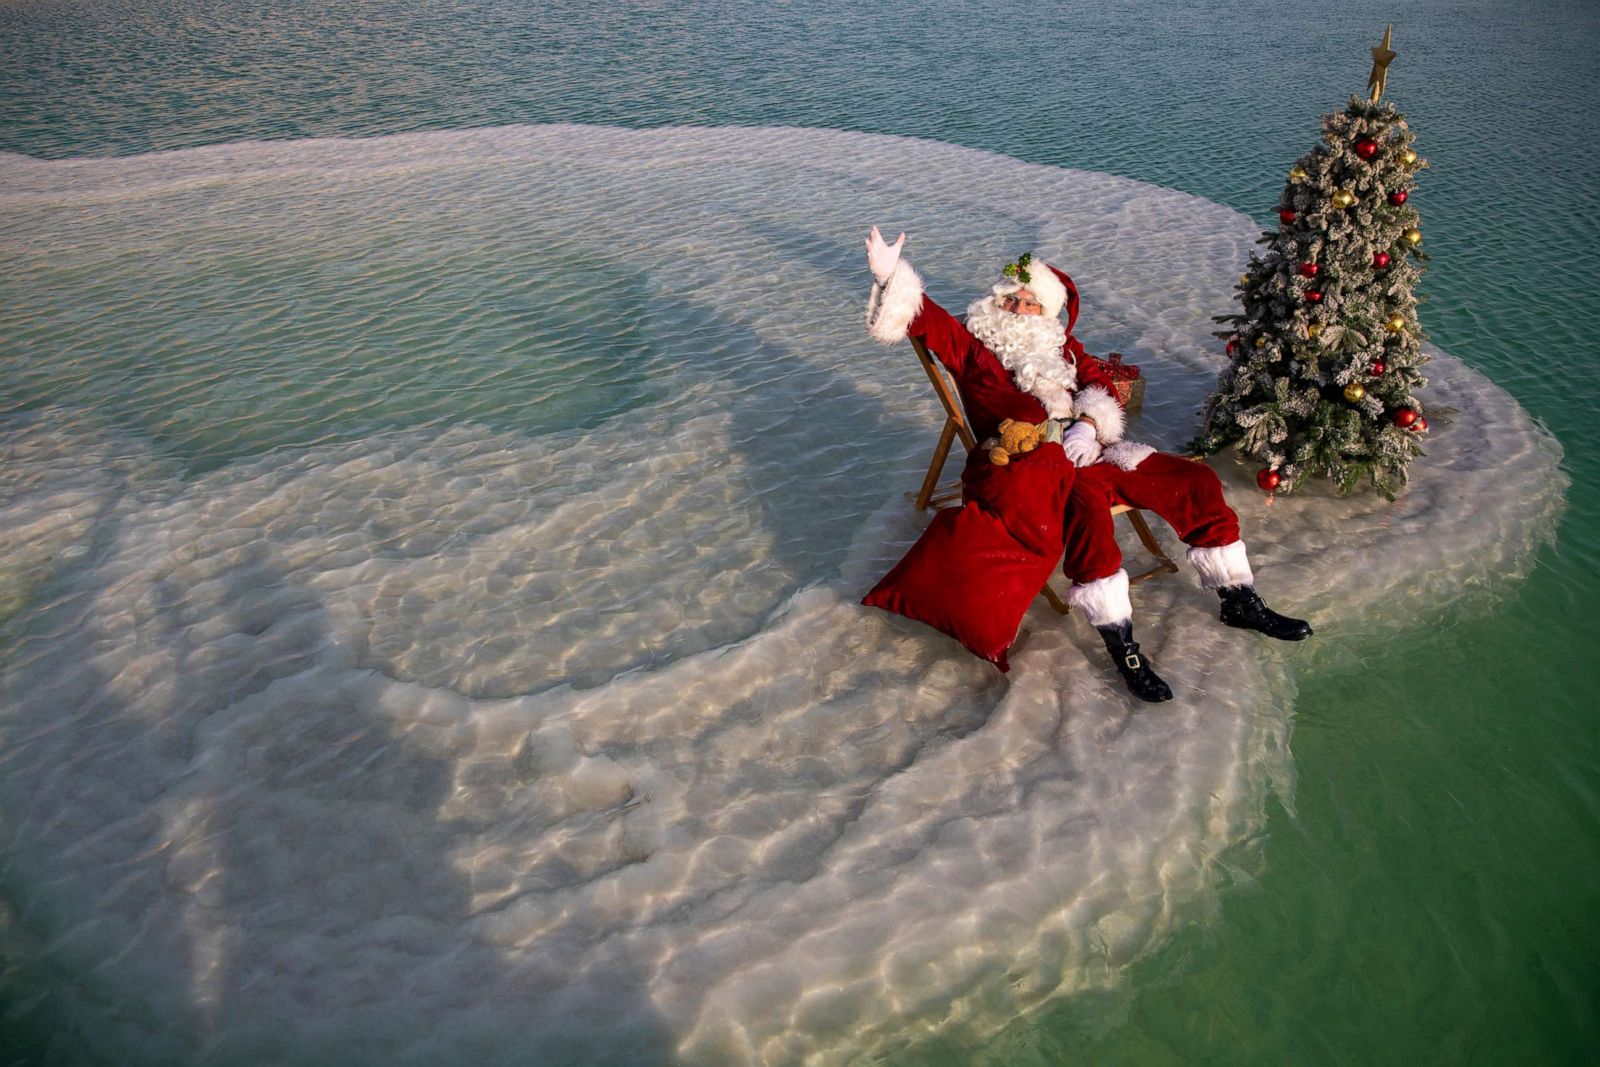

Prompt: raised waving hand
[{"left": 865, "top": 225, "right": 906, "bottom": 285}]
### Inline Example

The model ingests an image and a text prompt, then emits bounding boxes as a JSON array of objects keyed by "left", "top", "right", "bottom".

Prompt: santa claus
[{"left": 861, "top": 226, "right": 1311, "bottom": 702}]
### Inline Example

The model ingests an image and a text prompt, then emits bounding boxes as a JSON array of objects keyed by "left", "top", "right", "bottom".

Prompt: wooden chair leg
[
  {"left": 1124, "top": 509, "right": 1181, "bottom": 584},
  {"left": 1041, "top": 583, "right": 1071, "bottom": 615},
  {"left": 916, "top": 418, "right": 960, "bottom": 511}
]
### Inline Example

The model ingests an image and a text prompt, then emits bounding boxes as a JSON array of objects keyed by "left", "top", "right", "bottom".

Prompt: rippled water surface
[{"left": 2, "top": 1, "right": 1597, "bottom": 1063}]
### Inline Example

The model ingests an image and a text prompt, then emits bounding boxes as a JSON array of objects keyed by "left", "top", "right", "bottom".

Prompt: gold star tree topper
[{"left": 1368, "top": 24, "right": 1397, "bottom": 101}]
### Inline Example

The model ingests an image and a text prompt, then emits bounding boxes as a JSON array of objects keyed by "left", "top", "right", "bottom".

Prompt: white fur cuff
[
  {"left": 1187, "top": 541, "right": 1253, "bottom": 591},
  {"left": 1067, "top": 569, "right": 1132, "bottom": 627},
  {"left": 1102, "top": 441, "right": 1156, "bottom": 471},
  {"left": 866, "top": 260, "right": 925, "bottom": 345},
  {"left": 1073, "top": 385, "right": 1126, "bottom": 445}
]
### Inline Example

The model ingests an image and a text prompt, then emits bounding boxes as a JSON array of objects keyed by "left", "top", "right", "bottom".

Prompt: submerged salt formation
[{"left": 0, "top": 127, "right": 1564, "bottom": 1064}]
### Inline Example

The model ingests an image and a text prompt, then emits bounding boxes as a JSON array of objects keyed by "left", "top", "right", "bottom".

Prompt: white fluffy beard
[{"left": 965, "top": 295, "right": 1076, "bottom": 418}]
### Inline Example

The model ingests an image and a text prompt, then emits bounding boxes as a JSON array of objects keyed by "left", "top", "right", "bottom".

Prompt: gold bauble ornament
[
  {"left": 1332, "top": 189, "right": 1357, "bottom": 209},
  {"left": 1240, "top": 275, "right": 1250, "bottom": 285},
  {"left": 1403, "top": 228, "right": 1422, "bottom": 245},
  {"left": 1254, "top": 337, "right": 1267, "bottom": 349},
  {"left": 1307, "top": 323, "right": 1323, "bottom": 338},
  {"left": 1343, "top": 382, "right": 1367, "bottom": 403},
  {"left": 1401, "top": 148, "right": 1418, "bottom": 165},
  {"left": 1385, "top": 313, "right": 1407, "bottom": 333},
  {"left": 1289, "top": 165, "right": 1309, "bottom": 182}
]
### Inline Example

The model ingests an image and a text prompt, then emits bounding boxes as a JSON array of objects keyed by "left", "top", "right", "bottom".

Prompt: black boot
[
  {"left": 1218, "top": 585, "right": 1313, "bottom": 640},
  {"left": 1096, "top": 622, "right": 1174, "bottom": 703}
]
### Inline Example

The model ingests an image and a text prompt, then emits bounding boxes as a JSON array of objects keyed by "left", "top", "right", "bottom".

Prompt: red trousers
[{"left": 1061, "top": 452, "right": 1240, "bottom": 583}]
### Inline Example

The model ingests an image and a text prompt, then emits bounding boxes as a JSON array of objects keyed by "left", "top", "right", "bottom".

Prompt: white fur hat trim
[{"left": 992, "top": 260, "right": 1068, "bottom": 319}]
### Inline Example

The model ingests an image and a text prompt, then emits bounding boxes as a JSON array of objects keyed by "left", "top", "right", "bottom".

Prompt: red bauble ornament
[
  {"left": 1389, "top": 190, "right": 1409, "bottom": 205},
  {"left": 1373, "top": 251, "right": 1392, "bottom": 269},
  {"left": 1298, "top": 262, "right": 1319, "bottom": 278},
  {"left": 1256, "top": 468, "right": 1282, "bottom": 492},
  {"left": 1226, "top": 339, "right": 1239, "bottom": 355},
  {"left": 1393, "top": 407, "right": 1419, "bottom": 428},
  {"left": 1279, "top": 208, "right": 1296, "bottom": 225},
  {"left": 1305, "top": 290, "right": 1324, "bottom": 303},
  {"left": 1412, "top": 416, "right": 1429, "bottom": 432},
  {"left": 1354, "top": 138, "right": 1379, "bottom": 159},
  {"left": 1369, "top": 359, "right": 1387, "bottom": 376}
]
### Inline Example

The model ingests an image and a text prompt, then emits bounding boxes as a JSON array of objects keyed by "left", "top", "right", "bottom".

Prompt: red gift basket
[{"left": 1103, "top": 352, "right": 1144, "bottom": 413}]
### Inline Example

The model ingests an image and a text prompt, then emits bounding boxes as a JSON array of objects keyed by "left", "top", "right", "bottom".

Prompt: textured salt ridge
[{"left": 0, "top": 126, "right": 1565, "bottom": 1064}]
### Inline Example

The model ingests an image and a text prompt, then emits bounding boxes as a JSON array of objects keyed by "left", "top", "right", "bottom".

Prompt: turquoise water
[{"left": 3, "top": 0, "right": 1597, "bottom": 1062}]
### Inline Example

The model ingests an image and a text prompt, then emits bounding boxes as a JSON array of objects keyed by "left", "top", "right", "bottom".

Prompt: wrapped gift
[{"left": 1104, "top": 352, "right": 1145, "bottom": 413}]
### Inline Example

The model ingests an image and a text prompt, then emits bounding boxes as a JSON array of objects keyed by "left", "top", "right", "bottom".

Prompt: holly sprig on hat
[{"left": 1002, "top": 251, "right": 1034, "bottom": 285}]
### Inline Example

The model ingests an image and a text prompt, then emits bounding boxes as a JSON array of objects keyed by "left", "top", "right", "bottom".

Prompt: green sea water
[{"left": 2, "top": 0, "right": 1596, "bottom": 1061}]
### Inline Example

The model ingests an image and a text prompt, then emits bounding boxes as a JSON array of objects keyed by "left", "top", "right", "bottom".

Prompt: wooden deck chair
[{"left": 906, "top": 334, "right": 1180, "bottom": 615}]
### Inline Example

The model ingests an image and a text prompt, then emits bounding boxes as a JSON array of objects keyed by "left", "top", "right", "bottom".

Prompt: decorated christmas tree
[{"left": 1196, "top": 27, "right": 1432, "bottom": 499}]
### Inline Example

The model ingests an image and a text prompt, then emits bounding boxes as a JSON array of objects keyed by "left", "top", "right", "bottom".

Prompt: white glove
[
  {"left": 865, "top": 225, "right": 906, "bottom": 285},
  {"left": 1062, "top": 420, "right": 1102, "bottom": 467}
]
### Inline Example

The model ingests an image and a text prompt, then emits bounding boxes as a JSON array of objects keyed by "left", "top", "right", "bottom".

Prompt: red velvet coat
[{"left": 863, "top": 269, "right": 1127, "bottom": 669}]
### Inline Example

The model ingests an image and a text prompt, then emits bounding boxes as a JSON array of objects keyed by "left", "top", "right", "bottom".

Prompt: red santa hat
[{"left": 991, "top": 252, "right": 1069, "bottom": 319}]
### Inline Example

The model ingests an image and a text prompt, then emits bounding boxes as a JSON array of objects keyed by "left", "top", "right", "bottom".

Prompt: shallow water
[{"left": 2, "top": 1, "right": 1597, "bottom": 1063}]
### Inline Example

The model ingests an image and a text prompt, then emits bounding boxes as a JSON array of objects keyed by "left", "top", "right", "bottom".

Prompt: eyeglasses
[{"left": 999, "top": 293, "right": 1041, "bottom": 312}]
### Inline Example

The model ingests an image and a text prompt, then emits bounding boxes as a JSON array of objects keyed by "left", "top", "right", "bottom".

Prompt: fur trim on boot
[
  {"left": 1067, "top": 569, "right": 1132, "bottom": 627},
  {"left": 1186, "top": 540, "right": 1253, "bottom": 591}
]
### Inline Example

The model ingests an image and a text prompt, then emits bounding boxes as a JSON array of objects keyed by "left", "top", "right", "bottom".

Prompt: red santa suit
[{"left": 863, "top": 255, "right": 1256, "bottom": 665}]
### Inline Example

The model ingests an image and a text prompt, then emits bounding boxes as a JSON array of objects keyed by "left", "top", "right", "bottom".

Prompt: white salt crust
[{"left": 0, "top": 126, "right": 1566, "bottom": 1065}]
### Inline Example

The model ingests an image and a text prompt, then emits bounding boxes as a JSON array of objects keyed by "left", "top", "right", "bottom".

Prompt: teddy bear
[{"left": 988, "top": 418, "right": 1047, "bottom": 466}]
